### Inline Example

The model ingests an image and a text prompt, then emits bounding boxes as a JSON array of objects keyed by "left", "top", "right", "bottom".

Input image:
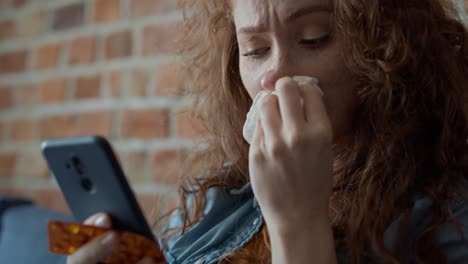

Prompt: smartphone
[{"left": 41, "top": 135, "right": 155, "bottom": 241}]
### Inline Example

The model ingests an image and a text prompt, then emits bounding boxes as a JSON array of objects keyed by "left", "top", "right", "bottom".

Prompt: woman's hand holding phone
[
  {"left": 42, "top": 136, "right": 165, "bottom": 263},
  {"left": 66, "top": 212, "right": 156, "bottom": 264}
]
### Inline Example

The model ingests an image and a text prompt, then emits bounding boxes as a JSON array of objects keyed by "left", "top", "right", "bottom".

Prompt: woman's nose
[
  {"left": 261, "top": 69, "right": 290, "bottom": 91},
  {"left": 260, "top": 48, "right": 296, "bottom": 91}
]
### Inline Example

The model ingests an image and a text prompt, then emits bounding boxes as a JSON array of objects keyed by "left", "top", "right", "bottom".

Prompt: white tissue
[
  {"left": 243, "top": 76, "right": 320, "bottom": 144},
  {"left": 292, "top": 76, "right": 319, "bottom": 86}
]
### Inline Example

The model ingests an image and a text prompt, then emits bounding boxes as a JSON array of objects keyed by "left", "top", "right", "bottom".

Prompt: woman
[{"left": 68, "top": 0, "right": 468, "bottom": 263}]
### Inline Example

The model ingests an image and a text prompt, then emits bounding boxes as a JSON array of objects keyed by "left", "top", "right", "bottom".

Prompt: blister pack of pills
[{"left": 47, "top": 220, "right": 166, "bottom": 264}]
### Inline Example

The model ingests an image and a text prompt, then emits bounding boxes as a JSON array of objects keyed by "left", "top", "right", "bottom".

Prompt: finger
[
  {"left": 299, "top": 82, "right": 333, "bottom": 138},
  {"left": 250, "top": 116, "right": 265, "bottom": 157},
  {"left": 83, "top": 212, "right": 112, "bottom": 228},
  {"left": 255, "top": 115, "right": 265, "bottom": 145},
  {"left": 67, "top": 231, "right": 119, "bottom": 264},
  {"left": 249, "top": 117, "right": 266, "bottom": 166},
  {"left": 258, "top": 92, "right": 282, "bottom": 145},
  {"left": 299, "top": 82, "right": 327, "bottom": 121},
  {"left": 275, "top": 76, "right": 305, "bottom": 130}
]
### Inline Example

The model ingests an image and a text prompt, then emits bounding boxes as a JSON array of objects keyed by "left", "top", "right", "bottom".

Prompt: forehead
[{"left": 232, "top": 0, "right": 331, "bottom": 25}]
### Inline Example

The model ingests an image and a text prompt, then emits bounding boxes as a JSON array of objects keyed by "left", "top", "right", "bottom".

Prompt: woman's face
[{"left": 232, "top": 0, "right": 357, "bottom": 140}]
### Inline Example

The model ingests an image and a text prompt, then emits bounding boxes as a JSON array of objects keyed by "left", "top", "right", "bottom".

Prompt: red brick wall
[{"left": 0, "top": 0, "right": 205, "bottom": 222}]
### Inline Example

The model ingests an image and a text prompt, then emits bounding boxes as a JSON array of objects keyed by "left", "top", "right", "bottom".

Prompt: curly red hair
[{"left": 164, "top": 0, "right": 468, "bottom": 263}]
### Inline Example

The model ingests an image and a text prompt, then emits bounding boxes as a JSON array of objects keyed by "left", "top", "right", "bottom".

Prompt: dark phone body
[{"left": 41, "top": 135, "right": 155, "bottom": 241}]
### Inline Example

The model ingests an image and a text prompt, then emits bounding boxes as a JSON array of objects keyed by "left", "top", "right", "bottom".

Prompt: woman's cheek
[{"left": 239, "top": 62, "right": 262, "bottom": 99}]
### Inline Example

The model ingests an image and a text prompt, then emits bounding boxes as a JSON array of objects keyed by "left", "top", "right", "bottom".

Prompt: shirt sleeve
[{"left": 437, "top": 199, "right": 468, "bottom": 263}]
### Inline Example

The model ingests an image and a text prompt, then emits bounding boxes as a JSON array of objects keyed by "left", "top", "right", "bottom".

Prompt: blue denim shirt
[{"left": 159, "top": 183, "right": 468, "bottom": 264}]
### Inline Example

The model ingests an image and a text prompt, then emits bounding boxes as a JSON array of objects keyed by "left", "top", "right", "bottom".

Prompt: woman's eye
[
  {"left": 300, "top": 35, "right": 330, "bottom": 47},
  {"left": 240, "top": 35, "right": 329, "bottom": 59},
  {"left": 241, "top": 47, "right": 270, "bottom": 59}
]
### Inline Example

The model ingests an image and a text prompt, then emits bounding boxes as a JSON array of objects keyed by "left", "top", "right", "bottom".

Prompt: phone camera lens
[
  {"left": 71, "top": 156, "right": 85, "bottom": 175},
  {"left": 81, "top": 178, "right": 94, "bottom": 193}
]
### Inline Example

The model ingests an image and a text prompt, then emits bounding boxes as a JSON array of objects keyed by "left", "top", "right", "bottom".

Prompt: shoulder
[
  {"left": 160, "top": 183, "right": 263, "bottom": 264},
  {"left": 435, "top": 191, "right": 468, "bottom": 263},
  {"left": 407, "top": 185, "right": 468, "bottom": 263},
  {"left": 380, "top": 185, "right": 468, "bottom": 263}
]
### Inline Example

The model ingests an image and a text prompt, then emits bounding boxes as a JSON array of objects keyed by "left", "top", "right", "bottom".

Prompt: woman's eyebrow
[
  {"left": 285, "top": 4, "right": 332, "bottom": 23},
  {"left": 237, "top": 4, "right": 331, "bottom": 35},
  {"left": 237, "top": 24, "right": 268, "bottom": 35}
]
